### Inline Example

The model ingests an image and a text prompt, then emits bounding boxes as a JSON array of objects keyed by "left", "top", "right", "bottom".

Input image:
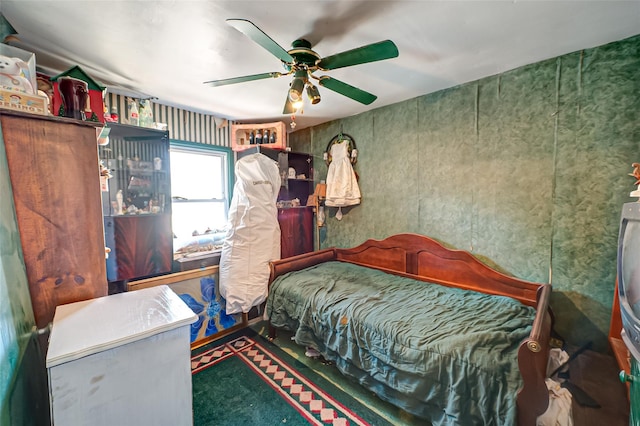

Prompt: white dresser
[{"left": 46, "top": 285, "right": 197, "bottom": 426}]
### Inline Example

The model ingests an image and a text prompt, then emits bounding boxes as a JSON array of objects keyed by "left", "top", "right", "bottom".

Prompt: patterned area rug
[{"left": 191, "top": 332, "right": 391, "bottom": 425}]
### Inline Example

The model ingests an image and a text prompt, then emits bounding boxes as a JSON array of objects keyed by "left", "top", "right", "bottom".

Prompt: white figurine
[
  {"left": 116, "top": 190, "right": 124, "bottom": 215},
  {"left": 629, "top": 163, "right": 640, "bottom": 199}
]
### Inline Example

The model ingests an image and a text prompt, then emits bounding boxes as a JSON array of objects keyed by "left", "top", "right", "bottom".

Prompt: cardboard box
[
  {"left": 0, "top": 44, "right": 37, "bottom": 95},
  {"left": 0, "top": 89, "right": 48, "bottom": 115}
]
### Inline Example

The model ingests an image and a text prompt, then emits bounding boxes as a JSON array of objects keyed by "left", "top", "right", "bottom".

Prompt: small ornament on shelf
[
  {"left": 629, "top": 163, "right": 640, "bottom": 199},
  {"left": 116, "top": 189, "right": 124, "bottom": 215},
  {"left": 50, "top": 65, "right": 107, "bottom": 122},
  {"left": 99, "top": 159, "right": 112, "bottom": 192},
  {"left": 110, "top": 106, "right": 119, "bottom": 122},
  {"left": 103, "top": 103, "right": 113, "bottom": 122}
]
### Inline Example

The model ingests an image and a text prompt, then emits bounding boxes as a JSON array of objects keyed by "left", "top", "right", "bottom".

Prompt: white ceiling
[{"left": 2, "top": 1, "right": 639, "bottom": 130}]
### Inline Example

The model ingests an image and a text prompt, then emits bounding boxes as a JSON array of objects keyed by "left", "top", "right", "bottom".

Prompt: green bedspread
[{"left": 266, "top": 261, "right": 537, "bottom": 425}]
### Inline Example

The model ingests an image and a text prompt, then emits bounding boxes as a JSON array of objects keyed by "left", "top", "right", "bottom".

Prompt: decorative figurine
[
  {"left": 629, "top": 163, "right": 640, "bottom": 199},
  {"left": 116, "top": 189, "right": 124, "bottom": 215},
  {"left": 50, "top": 66, "right": 107, "bottom": 123},
  {"left": 0, "top": 55, "right": 35, "bottom": 94}
]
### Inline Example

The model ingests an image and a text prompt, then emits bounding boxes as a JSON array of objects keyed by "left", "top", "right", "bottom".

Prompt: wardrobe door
[
  {"left": 1, "top": 111, "right": 107, "bottom": 328},
  {"left": 278, "top": 207, "right": 314, "bottom": 258}
]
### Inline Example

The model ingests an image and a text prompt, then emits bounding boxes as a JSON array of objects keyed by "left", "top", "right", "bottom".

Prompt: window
[{"left": 169, "top": 143, "right": 231, "bottom": 252}]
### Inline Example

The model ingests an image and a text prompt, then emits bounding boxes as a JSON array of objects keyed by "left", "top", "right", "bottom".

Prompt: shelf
[
  {"left": 231, "top": 121, "right": 287, "bottom": 151},
  {"left": 107, "top": 122, "right": 168, "bottom": 139},
  {"left": 236, "top": 144, "right": 315, "bottom": 257},
  {"left": 105, "top": 212, "right": 166, "bottom": 217},
  {"left": 610, "top": 336, "right": 631, "bottom": 397},
  {"left": 99, "top": 123, "right": 172, "bottom": 282}
]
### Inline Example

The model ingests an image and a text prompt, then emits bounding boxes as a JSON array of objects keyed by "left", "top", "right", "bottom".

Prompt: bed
[{"left": 265, "top": 233, "right": 552, "bottom": 426}]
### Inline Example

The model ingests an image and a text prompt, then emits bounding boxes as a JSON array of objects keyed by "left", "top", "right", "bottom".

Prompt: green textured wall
[
  {"left": 0, "top": 121, "right": 48, "bottom": 423},
  {"left": 290, "top": 34, "right": 640, "bottom": 352}
]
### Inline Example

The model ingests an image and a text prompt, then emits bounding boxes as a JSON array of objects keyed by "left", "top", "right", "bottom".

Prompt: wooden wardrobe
[{"left": 1, "top": 110, "right": 107, "bottom": 329}]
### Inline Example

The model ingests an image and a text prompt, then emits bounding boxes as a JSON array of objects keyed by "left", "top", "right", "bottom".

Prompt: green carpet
[{"left": 191, "top": 328, "right": 393, "bottom": 426}]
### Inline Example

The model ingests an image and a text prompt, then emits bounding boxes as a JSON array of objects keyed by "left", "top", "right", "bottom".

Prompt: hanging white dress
[
  {"left": 325, "top": 140, "right": 361, "bottom": 208},
  {"left": 219, "top": 153, "right": 281, "bottom": 314}
]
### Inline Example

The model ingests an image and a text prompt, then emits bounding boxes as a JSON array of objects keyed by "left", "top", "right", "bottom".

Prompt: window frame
[{"left": 169, "top": 139, "right": 234, "bottom": 241}]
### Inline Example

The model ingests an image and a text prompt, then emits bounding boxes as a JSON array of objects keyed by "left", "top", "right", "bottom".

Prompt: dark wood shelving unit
[
  {"left": 238, "top": 145, "right": 314, "bottom": 258},
  {"left": 99, "top": 123, "right": 173, "bottom": 286}
]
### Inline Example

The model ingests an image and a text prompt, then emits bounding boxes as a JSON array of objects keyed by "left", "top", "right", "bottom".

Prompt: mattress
[{"left": 266, "top": 261, "right": 536, "bottom": 425}]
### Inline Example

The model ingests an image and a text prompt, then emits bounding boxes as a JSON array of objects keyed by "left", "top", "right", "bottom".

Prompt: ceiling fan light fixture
[
  {"left": 288, "top": 80, "right": 304, "bottom": 102},
  {"left": 292, "top": 99, "right": 304, "bottom": 110},
  {"left": 306, "top": 83, "right": 321, "bottom": 104},
  {"left": 207, "top": 20, "right": 397, "bottom": 115},
  {"left": 288, "top": 70, "right": 307, "bottom": 103}
]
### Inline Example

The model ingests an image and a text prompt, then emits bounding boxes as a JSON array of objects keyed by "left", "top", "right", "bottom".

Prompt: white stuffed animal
[{"left": 0, "top": 55, "right": 34, "bottom": 94}]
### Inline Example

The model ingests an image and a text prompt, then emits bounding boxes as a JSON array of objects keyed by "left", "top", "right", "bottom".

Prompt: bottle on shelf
[
  {"left": 139, "top": 100, "right": 154, "bottom": 128},
  {"left": 128, "top": 100, "right": 139, "bottom": 126},
  {"left": 230, "top": 122, "right": 286, "bottom": 152}
]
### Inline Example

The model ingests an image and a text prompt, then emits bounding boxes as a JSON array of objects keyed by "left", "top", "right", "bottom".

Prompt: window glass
[
  {"left": 170, "top": 145, "right": 229, "bottom": 252},
  {"left": 170, "top": 150, "right": 224, "bottom": 200}
]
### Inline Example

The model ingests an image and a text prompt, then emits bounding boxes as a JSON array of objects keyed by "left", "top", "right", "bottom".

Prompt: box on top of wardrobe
[{"left": 0, "top": 44, "right": 47, "bottom": 115}]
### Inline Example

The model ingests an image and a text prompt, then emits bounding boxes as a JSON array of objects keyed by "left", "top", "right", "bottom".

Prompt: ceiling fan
[{"left": 204, "top": 19, "right": 399, "bottom": 114}]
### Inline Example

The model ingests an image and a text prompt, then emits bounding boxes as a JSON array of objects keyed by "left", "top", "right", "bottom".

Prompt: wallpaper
[
  {"left": 290, "top": 34, "right": 640, "bottom": 351},
  {"left": 104, "top": 93, "right": 231, "bottom": 146}
]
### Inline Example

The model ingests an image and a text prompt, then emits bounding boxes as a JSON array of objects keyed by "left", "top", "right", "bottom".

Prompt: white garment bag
[{"left": 219, "top": 153, "right": 281, "bottom": 314}]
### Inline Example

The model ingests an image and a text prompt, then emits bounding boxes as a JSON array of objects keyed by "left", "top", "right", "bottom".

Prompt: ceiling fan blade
[
  {"left": 227, "top": 19, "right": 294, "bottom": 63},
  {"left": 318, "top": 76, "right": 377, "bottom": 105},
  {"left": 204, "top": 72, "right": 282, "bottom": 87},
  {"left": 317, "top": 40, "right": 398, "bottom": 70},
  {"left": 283, "top": 94, "right": 296, "bottom": 115}
]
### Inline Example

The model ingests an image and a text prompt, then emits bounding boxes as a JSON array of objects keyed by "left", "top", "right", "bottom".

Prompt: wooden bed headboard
[{"left": 334, "top": 233, "right": 544, "bottom": 307}]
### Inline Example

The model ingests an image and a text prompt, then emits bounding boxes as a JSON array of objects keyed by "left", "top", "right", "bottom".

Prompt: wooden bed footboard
[
  {"left": 517, "top": 284, "right": 553, "bottom": 425},
  {"left": 267, "top": 233, "right": 552, "bottom": 424}
]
